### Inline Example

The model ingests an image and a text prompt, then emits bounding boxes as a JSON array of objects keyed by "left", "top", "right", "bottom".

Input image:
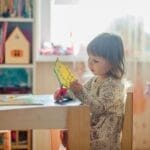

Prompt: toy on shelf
[
  {"left": 5, "top": 26, "right": 30, "bottom": 64},
  {"left": 0, "top": 68, "right": 31, "bottom": 94},
  {"left": 40, "top": 42, "right": 74, "bottom": 56}
]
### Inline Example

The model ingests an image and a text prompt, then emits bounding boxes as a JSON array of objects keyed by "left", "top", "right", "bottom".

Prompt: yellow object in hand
[{"left": 54, "top": 58, "right": 76, "bottom": 88}]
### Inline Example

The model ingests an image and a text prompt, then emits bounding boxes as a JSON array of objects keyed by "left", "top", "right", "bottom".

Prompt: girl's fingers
[{"left": 54, "top": 90, "right": 61, "bottom": 100}]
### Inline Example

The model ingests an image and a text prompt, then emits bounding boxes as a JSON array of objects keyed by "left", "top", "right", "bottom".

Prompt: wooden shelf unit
[
  {"left": 0, "top": 130, "right": 32, "bottom": 150},
  {"left": 0, "top": 0, "right": 35, "bottom": 149},
  {"left": 11, "top": 130, "right": 32, "bottom": 150}
]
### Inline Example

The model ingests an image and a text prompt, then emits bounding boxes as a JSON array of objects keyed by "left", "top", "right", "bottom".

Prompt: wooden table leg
[{"left": 68, "top": 106, "right": 90, "bottom": 150}]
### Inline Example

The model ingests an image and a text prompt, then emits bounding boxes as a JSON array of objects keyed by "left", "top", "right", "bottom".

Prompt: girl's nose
[{"left": 88, "top": 62, "right": 93, "bottom": 70}]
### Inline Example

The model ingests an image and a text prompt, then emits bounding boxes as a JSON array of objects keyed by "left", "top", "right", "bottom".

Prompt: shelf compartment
[
  {"left": 0, "top": 68, "right": 33, "bottom": 94},
  {"left": 0, "top": 22, "right": 33, "bottom": 64},
  {"left": 11, "top": 130, "right": 32, "bottom": 150}
]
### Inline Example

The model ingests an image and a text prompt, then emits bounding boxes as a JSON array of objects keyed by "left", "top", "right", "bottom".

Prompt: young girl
[{"left": 54, "top": 33, "right": 126, "bottom": 150}]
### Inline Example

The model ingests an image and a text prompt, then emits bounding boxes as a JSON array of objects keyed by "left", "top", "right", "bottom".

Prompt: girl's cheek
[
  {"left": 88, "top": 63, "right": 92, "bottom": 70},
  {"left": 88, "top": 62, "right": 91, "bottom": 67}
]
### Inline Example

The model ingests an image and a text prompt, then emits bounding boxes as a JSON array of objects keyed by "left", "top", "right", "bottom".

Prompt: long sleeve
[{"left": 74, "top": 77, "right": 125, "bottom": 115}]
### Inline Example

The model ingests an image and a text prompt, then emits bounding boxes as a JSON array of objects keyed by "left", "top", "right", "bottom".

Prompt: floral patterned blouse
[{"left": 70, "top": 76, "right": 126, "bottom": 150}]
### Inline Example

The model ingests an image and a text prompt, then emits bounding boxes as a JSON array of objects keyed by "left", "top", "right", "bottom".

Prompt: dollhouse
[{"left": 5, "top": 26, "right": 30, "bottom": 64}]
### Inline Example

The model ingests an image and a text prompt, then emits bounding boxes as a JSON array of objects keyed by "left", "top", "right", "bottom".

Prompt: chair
[
  {"left": 121, "top": 92, "right": 133, "bottom": 150},
  {"left": 0, "top": 130, "right": 11, "bottom": 150}
]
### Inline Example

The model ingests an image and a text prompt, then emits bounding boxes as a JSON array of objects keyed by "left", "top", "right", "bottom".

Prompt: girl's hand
[
  {"left": 54, "top": 88, "right": 67, "bottom": 101},
  {"left": 70, "top": 80, "right": 83, "bottom": 94}
]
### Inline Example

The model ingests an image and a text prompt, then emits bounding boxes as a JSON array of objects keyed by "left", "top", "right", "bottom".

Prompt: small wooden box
[{"left": 5, "top": 27, "right": 30, "bottom": 64}]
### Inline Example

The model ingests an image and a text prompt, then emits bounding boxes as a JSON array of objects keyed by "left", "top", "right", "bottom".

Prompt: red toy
[{"left": 57, "top": 87, "right": 67, "bottom": 97}]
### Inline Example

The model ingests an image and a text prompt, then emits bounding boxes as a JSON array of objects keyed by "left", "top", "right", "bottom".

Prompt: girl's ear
[
  {"left": 108, "top": 63, "right": 112, "bottom": 71},
  {"left": 107, "top": 63, "right": 113, "bottom": 75}
]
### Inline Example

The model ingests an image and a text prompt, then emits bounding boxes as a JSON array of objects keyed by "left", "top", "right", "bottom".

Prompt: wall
[{"left": 35, "top": 62, "right": 73, "bottom": 94}]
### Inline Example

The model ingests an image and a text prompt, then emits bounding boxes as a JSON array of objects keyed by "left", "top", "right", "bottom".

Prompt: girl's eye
[
  {"left": 88, "top": 57, "right": 100, "bottom": 63},
  {"left": 93, "top": 60, "right": 99, "bottom": 63}
]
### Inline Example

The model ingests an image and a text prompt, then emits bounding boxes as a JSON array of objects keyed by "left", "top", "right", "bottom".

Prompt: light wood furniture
[
  {"left": 0, "top": 0, "right": 35, "bottom": 94},
  {"left": 0, "top": 1, "right": 35, "bottom": 148},
  {"left": 121, "top": 92, "right": 133, "bottom": 150},
  {"left": 0, "top": 130, "right": 11, "bottom": 150},
  {"left": 50, "top": 129, "right": 62, "bottom": 150},
  {"left": 11, "top": 130, "right": 32, "bottom": 150},
  {"left": 0, "top": 105, "right": 90, "bottom": 150},
  {"left": 0, "top": 130, "right": 32, "bottom": 150}
]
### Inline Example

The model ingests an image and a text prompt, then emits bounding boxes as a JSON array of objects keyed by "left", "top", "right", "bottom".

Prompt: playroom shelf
[
  {"left": 0, "top": 18, "right": 34, "bottom": 23},
  {"left": 36, "top": 54, "right": 88, "bottom": 62},
  {"left": 0, "top": 0, "right": 35, "bottom": 94},
  {"left": 0, "top": 64, "right": 34, "bottom": 68},
  {"left": 0, "top": 130, "right": 32, "bottom": 150},
  {"left": 0, "top": 0, "right": 35, "bottom": 149}
]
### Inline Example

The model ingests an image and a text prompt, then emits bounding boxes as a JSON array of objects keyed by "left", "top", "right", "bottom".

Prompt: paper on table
[
  {"left": 0, "top": 95, "right": 43, "bottom": 106},
  {"left": 0, "top": 95, "right": 81, "bottom": 107}
]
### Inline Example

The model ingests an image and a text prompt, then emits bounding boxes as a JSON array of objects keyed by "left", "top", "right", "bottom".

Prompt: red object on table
[{"left": 58, "top": 87, "right": 67, "bottom": 97}]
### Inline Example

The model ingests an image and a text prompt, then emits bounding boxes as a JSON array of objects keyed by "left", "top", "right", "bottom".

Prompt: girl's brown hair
[{"left": 87, "top": 33, "right": 125, "bottom": 79}]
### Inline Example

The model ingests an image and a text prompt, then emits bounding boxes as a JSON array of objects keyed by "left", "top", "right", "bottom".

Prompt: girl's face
[{"left": 88, "top": 55, "right": 111, "bottom": 78}]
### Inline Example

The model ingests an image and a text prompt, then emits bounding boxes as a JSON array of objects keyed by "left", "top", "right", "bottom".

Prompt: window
[{"left": 39, "top": 0, "right": 150, "bottom": 58}]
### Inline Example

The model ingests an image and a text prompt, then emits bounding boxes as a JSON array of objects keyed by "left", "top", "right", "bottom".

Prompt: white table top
[{"left": 0, "top": 95, "right": 81, "bottom": 110}]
